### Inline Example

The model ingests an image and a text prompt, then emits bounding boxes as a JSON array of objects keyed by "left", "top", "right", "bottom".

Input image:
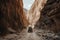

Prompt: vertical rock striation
[
  {"left": 36, "top": 0, "right": 60, "bottom": 33},
  {"left": 27, "top": 0, "right": 47, "bottom": 28},
  {"left": 0, "top": 0, "right": 29, "bottom": 35}
]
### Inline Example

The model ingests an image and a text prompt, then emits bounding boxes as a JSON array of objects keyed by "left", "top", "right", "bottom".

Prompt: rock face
[
  {"left": 27, "top": 0, "right": 47, "bottom": 28},
  {"left": 0, "top": 0, "right": 29, "bottom": 35},
  {"left": 36, "top": 0, "right": 60, "bottom": 33}
]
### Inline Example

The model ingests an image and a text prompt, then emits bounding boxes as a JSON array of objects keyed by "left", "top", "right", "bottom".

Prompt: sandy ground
[{"left": 0, "top": 28, "right": 60, "bottom": 40}]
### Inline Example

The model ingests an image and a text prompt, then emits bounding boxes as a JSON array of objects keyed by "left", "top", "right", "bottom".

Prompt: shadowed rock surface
[
  {"left": 0, "top": 0, "right": 29, "bottom": 36},
  {"left": 0, "top": 0, "right": 60, "bottom": 40},
  {"left": 35, "top": 0, "right": 60, "bottom": 33}
]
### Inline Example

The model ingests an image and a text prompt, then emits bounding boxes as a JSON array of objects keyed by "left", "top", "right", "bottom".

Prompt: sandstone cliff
[
  {"left": 27, "top": 0, "right": 47, "bottom": 28},
  {"left": 35, "top": 0, "right": 60, "bottom": 33},
  {"left": 27, "top": 0, "right": 60, "bottom": 33},
  {"left": 0, "top": 0, "right": 29, "bottom": 35}
]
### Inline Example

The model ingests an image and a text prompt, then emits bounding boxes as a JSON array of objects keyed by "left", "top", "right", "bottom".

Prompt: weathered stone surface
[
  {"left": 0, "top": 0, "right": 29, "bottom": 35},
  {"left": 27, "top": 0, "right": 47, "bottom": 28},
  {"left": 36, "top": 0, "right": 60, "bottom": 33},
  {"left": 0, "top": 29, "right": 60, "bottom": 40}
]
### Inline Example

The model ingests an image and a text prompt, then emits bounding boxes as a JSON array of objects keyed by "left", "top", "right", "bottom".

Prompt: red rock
[{"left": 0, "top": 0, "right": 29, "bottom": 35}]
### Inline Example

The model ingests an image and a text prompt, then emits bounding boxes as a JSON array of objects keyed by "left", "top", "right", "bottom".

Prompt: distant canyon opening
[
  {"left": 23, "top": 0, "right": 47, "bottom": 32},
  {"left": 0, "top": 0, "right": 60, "bottom": 36}
]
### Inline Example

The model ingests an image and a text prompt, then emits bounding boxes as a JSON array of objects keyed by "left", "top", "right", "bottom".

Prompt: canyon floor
[{"left": 0, "top": 28, "right": 60, "bottom": 40}]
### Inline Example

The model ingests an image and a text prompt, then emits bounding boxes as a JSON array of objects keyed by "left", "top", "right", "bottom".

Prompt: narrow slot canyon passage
[{"left": 0, "top": 0, "right": 60, "bottom": 40}]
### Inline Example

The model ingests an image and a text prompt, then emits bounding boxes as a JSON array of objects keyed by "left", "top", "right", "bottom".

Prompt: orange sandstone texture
[
  {"left": 27, "top": 0, "right": 47, "bottom": 28},
  {"left": 0, "top": 0, "right": 29, "bottom": 35}
]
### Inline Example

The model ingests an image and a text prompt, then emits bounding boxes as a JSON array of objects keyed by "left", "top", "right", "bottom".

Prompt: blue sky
[{"left": 23, "top": 0, "right": 34, "bottom": 10}]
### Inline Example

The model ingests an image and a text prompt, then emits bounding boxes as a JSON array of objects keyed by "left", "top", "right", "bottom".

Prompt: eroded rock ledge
[{"left": 35, "top": 0, "right": 60, "bottom": 33}]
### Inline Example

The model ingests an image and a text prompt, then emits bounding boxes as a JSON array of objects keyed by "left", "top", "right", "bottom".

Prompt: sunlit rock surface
[{"left": 27, "top": 0, "right": 47, "bottom": 28}]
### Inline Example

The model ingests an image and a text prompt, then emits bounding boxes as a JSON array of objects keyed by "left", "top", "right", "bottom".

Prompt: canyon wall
[
  {"left": 35, "top": 0, "right": 60, "bottom": 33},
  {"left": 0, "top": 0, "right": 29, "bottom": 35},
  {"left": 28, "top": 0, "right": 60, "bottom": 33},
  {"left": 27, "top": 0, "right": 47, "bottom": 28}
]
